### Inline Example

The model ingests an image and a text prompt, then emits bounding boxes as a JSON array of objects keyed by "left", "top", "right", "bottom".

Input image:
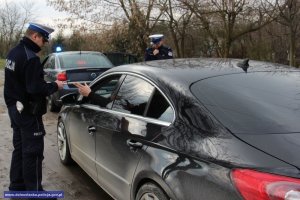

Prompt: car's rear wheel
[
  {"left": 136, "top": 183, "right": 169, "bottom": 200},
  {"left": 57, "top": 119, "right": 73, "bottom": 165},
  {"left": 47, "top": 95, "right": 61, "bottom": 112}
]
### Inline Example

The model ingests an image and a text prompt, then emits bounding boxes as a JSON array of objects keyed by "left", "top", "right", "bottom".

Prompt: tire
[
  {"left": 136, "top": 183, "right": 169, "bottom": 200},
  {"left": 47, "top": 95, "right": 61, "bottom": 112},
  {"left": 57, "top": 119, "right": 73, "bottom": 165}
]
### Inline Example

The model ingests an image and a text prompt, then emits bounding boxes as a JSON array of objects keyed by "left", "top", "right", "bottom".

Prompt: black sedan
[
  {"left": 43, "top": 51, "right": 113, "bottom": 112},
  {"left": 57, "top": 58, "right": 300, "bottom": 200}
]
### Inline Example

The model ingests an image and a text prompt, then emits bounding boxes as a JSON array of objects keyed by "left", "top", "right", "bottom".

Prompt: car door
[
  {"left": 67, "top": 74, "right": 124, "bottom": 182},
  {"left": 94, "top": 74, "right": 160, "bottom": 200}
]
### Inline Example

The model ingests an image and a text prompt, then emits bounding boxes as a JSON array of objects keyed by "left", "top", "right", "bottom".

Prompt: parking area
[{"left": 0, "top": 70, "right": 113, "bottom": 200}]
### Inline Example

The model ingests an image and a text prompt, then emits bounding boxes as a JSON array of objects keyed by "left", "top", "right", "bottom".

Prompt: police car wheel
[
  {"left": 57, "top": 119, "right": 73, "bottom": 165},
  {"left": 136, "top": 183, "right": 169, "bottom": 200},
  {"left": 48, "top": 95, "right": 60, "bottom": 112}
]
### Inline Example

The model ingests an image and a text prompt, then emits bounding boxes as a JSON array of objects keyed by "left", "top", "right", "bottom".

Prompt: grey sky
[{"left": 0, "top": 0, "right": 69, "bottom": 35}]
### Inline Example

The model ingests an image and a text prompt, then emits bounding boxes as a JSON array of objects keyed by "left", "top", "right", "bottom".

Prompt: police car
[{"left": 43, "top": 51, "right": 113, "bottom": 112}]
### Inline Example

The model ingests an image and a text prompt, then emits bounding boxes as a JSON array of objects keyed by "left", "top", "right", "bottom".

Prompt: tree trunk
[
  {"left": 223, "top": 39, "right": 231, "bottom": 58},
  {"left": 289, "top": 27, "right": 296, "bottom": 67}
]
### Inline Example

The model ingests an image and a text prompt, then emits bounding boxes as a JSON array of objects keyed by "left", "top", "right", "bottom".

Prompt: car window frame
[{"left": 78, "top": 72, "right": 176, "bottom": 125}]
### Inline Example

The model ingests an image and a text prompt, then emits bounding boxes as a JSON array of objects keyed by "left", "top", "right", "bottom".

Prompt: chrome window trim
[
  {"left": 80, "top": 71, "right": 177, "bottom": 124},
  {"left": 81, "top": 104, "right": 171, "bottom": 127}
]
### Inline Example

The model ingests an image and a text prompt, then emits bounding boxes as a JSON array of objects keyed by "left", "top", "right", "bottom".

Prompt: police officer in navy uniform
[
  {"left": 4, "top": 22, "right": 64, "bottom": 198},
  {"left": 144, "top": 34, "right": 173, "bottom": 61}
]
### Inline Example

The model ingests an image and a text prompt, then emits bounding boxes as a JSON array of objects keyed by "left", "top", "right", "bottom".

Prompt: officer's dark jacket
[
  {"left": 4, "top": 37, "right": 58, "bottom": 114},
  {"left": 144, "top": 45, "right": 173, "bottom": 61}
]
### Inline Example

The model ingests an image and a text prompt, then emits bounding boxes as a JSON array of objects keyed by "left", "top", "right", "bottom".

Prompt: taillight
[
  {"left": 57, "top": 72, "right": 67, "bottom": 81},
  {"left": 232, "top": 169, "right": 300, "bottom": 200}
]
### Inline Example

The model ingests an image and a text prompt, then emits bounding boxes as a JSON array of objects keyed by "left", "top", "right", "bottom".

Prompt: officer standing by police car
[
  {"left": 144, "top": 34, "right": 173, "bottom": 61},
  {"left": 4, "top": 22, "right": 64, "bottom": 198}
]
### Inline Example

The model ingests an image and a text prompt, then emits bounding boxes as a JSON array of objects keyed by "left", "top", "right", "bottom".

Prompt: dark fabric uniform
[
  {"left": 4, "top": 37, "right": 58, "bottom": 191},
  {"left": 144, "top": 45, "right": 173, "bottom": 61}
]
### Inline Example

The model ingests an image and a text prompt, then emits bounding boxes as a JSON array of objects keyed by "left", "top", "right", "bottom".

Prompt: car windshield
[
  {"left": 58, "top": 53, "right": 113, "bottom": 69},
  {"left": 191, "top": 71, "right": 300, "bottom": 134}
]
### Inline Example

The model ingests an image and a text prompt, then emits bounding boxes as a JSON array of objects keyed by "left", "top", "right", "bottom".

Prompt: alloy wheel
[
  {"left": 57, "top": 121, "right": 67, "bottom": 161},
  {"left": 139, "top": 192, "right": 160, "bottom": 200}
]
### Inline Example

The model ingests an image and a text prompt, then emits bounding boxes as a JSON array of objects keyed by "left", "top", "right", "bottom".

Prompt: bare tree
[
  {"left": 266, "top": 0, "right": 300, "bottom": 66},
  {"left": 0, "top": 1, "right": 34, "bottom": 57},
  {"left": 159, "top": 0, "right": 193, "bottom": 57},
  {"left": 118, "top": 0, "right": 168, "bottom": 56},
  {"left": 181, "top": 0, "right": 277, "bottom": 58},
  {"left": 47, "top": 0, "right": 168, "bottom": 56}
]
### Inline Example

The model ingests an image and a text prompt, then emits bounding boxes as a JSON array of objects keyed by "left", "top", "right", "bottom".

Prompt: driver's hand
[{"left": 73, "top": 82, "right": 91, "bottom": 97}]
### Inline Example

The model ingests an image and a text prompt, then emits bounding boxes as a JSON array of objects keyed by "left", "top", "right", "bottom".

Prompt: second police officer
[{"left": 144, "top": 34, "right": 173, "bottom": 61}]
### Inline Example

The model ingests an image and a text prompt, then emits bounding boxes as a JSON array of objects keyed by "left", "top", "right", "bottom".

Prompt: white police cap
[
  {"left": 28, "top": 22, "right": 54, "bottom": 41},
  {"left": 149, "top": 34, "right": 164, "bottom": 44}
]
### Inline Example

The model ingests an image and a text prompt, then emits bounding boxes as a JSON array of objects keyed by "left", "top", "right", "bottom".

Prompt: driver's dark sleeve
[
  {"left": 25, "top": 58, "right": 58, "bottom": 96},
  {"left": 88, "top": 91, "right": 111, "bottom": 107}
]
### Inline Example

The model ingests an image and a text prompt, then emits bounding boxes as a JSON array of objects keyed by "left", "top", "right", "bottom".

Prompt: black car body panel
[
  {"left": 58, "top": 58, "right": 300, "bottom": 200},
  {"left": 237, "top": 133, "right": 300, "bottom": 170}
]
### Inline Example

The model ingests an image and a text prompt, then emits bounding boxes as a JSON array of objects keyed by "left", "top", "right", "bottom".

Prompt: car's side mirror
[{"left": 59, "top": 93, "right": 78, "bottom": 105}]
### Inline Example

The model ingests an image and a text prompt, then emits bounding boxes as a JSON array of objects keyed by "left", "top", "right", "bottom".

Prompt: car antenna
[{"left": 237, "top": 58, "right": 249, "bottom": 73}]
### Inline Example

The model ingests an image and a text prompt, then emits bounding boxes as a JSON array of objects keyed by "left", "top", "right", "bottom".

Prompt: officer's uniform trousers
[{"left": 8, "top": 105, "right": 45, "bottom": 191}]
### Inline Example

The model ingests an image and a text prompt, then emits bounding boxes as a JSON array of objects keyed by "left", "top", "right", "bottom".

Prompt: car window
[
  {"left": 191, "top": 71, "right": 300, "bottom": 134},
  {"left": 146, "top": 89, "right": 174, "bottom": 123},
  {"left": 49, "top": 56, "right": 55, "bottom": 69},
  {"left": 85, "top": 75, "right": 123, "bottom": 108},
  {"left": 58, "top": 53, "right": 113, "bottom": 69},
  {"left": 112, "top": 75, "right": 154, "bottom": 116},
  {"left": 44, "top": 56, "right": 55, "bottom": 69}
]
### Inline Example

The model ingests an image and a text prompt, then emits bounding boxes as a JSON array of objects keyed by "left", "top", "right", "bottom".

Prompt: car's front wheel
[
  {"left": 57, "top": 119, "right": 73, "bottom": 165},
  {"left": 136, "top": 183, "right": 169, "bottom": 200}
]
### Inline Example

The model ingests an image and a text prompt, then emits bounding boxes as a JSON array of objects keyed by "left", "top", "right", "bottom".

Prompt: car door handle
[
  {"left": 126, "top": 139, "right": 143, "bottom": 148},
  {"left": 88, "top": 126, "right": 96, "bottom": 135}
]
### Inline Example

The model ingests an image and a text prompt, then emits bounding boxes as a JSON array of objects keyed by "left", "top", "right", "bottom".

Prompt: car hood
[{"left": 236, "top": 132, "right": 300, "bottom": 169}]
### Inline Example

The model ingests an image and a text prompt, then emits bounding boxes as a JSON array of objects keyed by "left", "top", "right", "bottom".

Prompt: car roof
[{"left": 104, "top": 58, "right": 299, "bottom": 86}]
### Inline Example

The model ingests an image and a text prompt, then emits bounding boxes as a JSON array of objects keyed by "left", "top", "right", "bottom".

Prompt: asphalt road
[{"left": 0, "top": 70, "right": 113, "bottom": 200}]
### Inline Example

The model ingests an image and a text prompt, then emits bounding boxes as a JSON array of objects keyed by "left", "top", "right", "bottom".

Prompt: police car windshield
[{"left": 58, "top": 53, "right": 113, "bottom": 69}]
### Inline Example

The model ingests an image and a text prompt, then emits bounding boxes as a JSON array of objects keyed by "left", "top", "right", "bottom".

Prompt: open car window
[{"left": 83, "top": 75, "right": 123, "bottom": 108}]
